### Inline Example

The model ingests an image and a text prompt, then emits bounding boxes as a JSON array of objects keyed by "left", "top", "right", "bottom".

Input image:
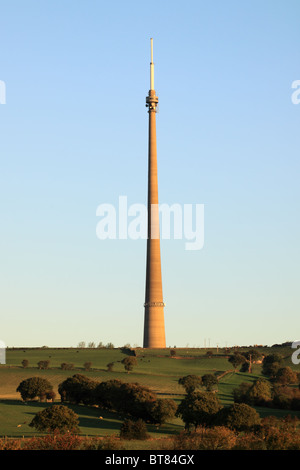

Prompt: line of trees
[
  {"left": 77, "top": 342, "right": 115, "bottom": 349},
  {"left": 178, "top": 374, "right": 219, "bottom": 393},
  {"left": 57, "top": 374, "right": 177, "bottom": 425}
]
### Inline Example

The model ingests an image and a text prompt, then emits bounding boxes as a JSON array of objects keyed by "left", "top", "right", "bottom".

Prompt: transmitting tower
[{"left": 143, "top": 38, "right": 166, "bottom": 348}]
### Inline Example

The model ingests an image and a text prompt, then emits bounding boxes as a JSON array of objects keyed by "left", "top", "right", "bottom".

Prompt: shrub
[
  {"left": 23, "top": 431, "right": 82, "bottom": 450},
  {"left": 29, "top": 405, "right": 80, "bottom": 433},
  {"left": 81, "top": 435, "right": 124, "bottom": 450},
  {"left": 172, "top": 427, "right": 237, "bottom": 450},
  {"left": 195, "top": 426, "right": 237, "bottom": 450},
  {"left": 83, "top": 362, "right": 92, "bottom": 371},
  {"left": 0, "top": 438, "right": 22, "bottom": 450},
  {"left": 119, "top": 419, "right": 149, "bottom": 440},
  {"left": 106, "top": 362, "right": 114, "bottom": 372},
  {"left": 258, "top": 417, "right": 300, "bottom": 450},
  {"left": 21, "top": 359, "right": 29, "bottom": 368},
  {"left": 233, "top": 434, "right": 266, "bottom": 450}
]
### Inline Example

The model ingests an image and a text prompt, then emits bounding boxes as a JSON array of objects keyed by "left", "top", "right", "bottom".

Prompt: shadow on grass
[
  {"left": 0, "top": 400, "right": 184, "bottom": 437},
  {"left": 0, "top": 399, "right": 123, "bottom": 432},
  {"left": 0, "top": 399, "right": 45, "bottom": 407}
]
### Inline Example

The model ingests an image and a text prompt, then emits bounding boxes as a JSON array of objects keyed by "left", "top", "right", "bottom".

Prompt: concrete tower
[{"left": 143, "top": 38, "right": 166, "bottom": 348}]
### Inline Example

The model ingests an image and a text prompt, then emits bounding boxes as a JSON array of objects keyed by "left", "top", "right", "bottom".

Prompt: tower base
[{"left": 143, "top": 304, "right": 166, "bottom": 348}]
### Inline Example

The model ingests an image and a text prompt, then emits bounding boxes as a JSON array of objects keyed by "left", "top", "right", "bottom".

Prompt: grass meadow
[{"left": 0, "top": 345, "right": 299, "bottom": 444}]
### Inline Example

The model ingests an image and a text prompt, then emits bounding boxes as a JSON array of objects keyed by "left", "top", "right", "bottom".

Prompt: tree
[
  {"left": 29, "top": 405, "right": 79, "bottom": 433},
  {"left": 106, "top": 343, "right": 114, "bottom": 349},
  {"left": 233, "top": 379, "right": 272, "bottom": 407},
  {"left": 176, "top": 391, "right": 222, "bottom": 430},
  {"left": 21, "top": 359, "right": 29, "bottom": 368},
  {"left": 95, "top": 380, "right": 157, "bottom": 421},
  {"left": 61, "top": 363, "right": 74, "bottom": 370},
  {"left": 228, "top": 353, "right": 246, "bottom": 372},
  {"left": 242, "top": 348, "right": 262, "bottom": 363},
  {"left": 274, "top": 367, "right": 298, "bottom": 386},
  {"left": 106, "top": 362, "right": 114, "bottom": 372},
  {"left": 119, "top": 382, "right": 157, "bottom": 421},
  {"left": 83, "top": 362, "right": 92, "bottom": 371},
  {"left": 37, "top": 360, "right": 50, "bottom": 370},
  {"left": 178, "top": 375, "right": 202, "bottom": 394},
  {"left": 16, "top": 377, "right": 53, "bottom": 401},
  {"left": 216, "top": 403, "right": 261, "bottom": 431},
  {"left": 58, "top": 374, "right": 97, "bottom": 405},
  {"left": 202, "top": 374, "right": 218, "bottom": 392},
  {"left": 147, "top": 398, "right": 177, "bottom": 425},
  {"left": 77, "top": 341, "right": 86, "bottom": 348},
  {"left": 121, "top": 357, "right": 137, "bottom": 373},
  {"left": 262, "top": 354, "right": 283, "bottom": 378},
  {"left": 233, "top": 382, "right": 252, "bottom": 403},
  {"left": 93, "top": 379, "right": 124, "bottom": 410},
  {"left": 246, "top": 379, "right": 273, "bottom": 406},
  {"left": 88, "top": 342, "right": 96, "bottom": 348}
]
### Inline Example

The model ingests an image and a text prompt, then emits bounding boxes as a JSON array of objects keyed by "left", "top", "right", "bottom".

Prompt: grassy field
[{"left": 0, "top": 346, "right": 299, "bottom": 442}]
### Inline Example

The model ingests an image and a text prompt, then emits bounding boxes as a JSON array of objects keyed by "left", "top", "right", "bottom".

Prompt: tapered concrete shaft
[{"left": 143, "top": 41, "right": 166, "bottom": 348}]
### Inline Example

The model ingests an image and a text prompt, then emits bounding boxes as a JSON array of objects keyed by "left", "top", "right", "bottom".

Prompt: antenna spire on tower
[{"left": 150, "top": 38, "right": 154, "bottom": 90}]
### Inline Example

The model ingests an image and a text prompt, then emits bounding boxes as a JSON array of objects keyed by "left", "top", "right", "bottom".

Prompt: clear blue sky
[{"left": 0, "top": 0, "right": 299, "bottom": 347}]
